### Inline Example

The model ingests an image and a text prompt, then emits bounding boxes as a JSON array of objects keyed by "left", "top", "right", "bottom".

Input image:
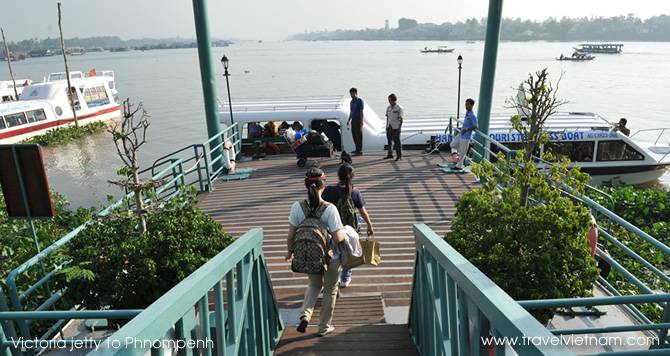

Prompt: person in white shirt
[
  {"left": 384, "top": 93, "right": 404, "bottom": 161},
  {"left": 287, "top": 168, "right": 346, "bottom": 337}
]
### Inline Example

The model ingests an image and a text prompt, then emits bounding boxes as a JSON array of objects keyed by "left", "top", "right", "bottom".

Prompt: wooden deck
[{"left": 198, "top": 152, "right": 477, "bottom": 354}]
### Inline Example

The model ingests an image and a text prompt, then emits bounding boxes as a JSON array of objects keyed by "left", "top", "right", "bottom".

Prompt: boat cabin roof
[
  {"left": 578, "top": 43, "right": 624, "bottom": 48},
  {"left": 489, "top": 112, "right": 612, "bottom": 132},
  {"left": 222, "top": 96, "right": 345, "bottom": 113}
]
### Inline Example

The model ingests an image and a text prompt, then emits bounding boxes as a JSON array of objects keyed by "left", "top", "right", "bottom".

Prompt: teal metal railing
[
  {"left": 0, "top": 124, "right": 242, "bottom": 353},
  {"left": 409, "top": 224, "right": 575, "bottom": 356},
  {"left": 444, "top": 129, "right": 670, "bottom": 349},
  {"left": 87, "top": 228, "right": 283, "bottom": 356}
]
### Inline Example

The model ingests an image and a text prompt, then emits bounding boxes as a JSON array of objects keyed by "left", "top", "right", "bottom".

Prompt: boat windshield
[{"left": 596, "top": 140, "right": 644, "bottom": 161}]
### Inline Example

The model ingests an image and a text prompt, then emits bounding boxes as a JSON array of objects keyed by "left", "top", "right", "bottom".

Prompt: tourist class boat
[
  {"left": 0, "top": 70, "right": 121, "bottom": 143},
  {"left": 219, "top": 96, "right": 670, "bottom": 185}
]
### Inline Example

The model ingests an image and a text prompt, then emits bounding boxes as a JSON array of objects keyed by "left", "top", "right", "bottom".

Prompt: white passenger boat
[
  {"left": 0, "top": 70, "right": 121, "bottom": 143},
  {"left": 219, "top": 96, "right": 670, "bottom": 185}
]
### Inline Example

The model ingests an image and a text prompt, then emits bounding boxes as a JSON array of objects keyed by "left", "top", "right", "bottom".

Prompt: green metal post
[
  {"left": 475, "top": 0, "right": 504, "bottom": 161},
  {"left": 192, "top": 0, "right": 223, "bottom": 172}
]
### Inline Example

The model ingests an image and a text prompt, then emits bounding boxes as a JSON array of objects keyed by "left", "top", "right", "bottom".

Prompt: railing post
[
  {"left": 475, "top": 0, "right": 504, "bottom": 162},
  {"left": 201, "top": 145, "right": 213, "bottom": 192},
  {"left": 192, "top": 0, "right": 223, "bottom": 173},
  {"left": 660, "top": 301, "right": 670, "bottom": 347},
  {"left": 194, "top": 145, "right": 205, "bottom": 193}
]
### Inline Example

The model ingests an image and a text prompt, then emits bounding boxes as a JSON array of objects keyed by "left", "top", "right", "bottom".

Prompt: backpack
[
  {"left": 291, "top": 201, "right": 331, "bottom": 274},
  {"left": 336, "top": 188, "right": 359, "bottom": 231}
]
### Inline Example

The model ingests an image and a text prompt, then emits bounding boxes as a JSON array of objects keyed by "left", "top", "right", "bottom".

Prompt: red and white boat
[{"left": 0, "top": 70, "right": 121, "bottom": 143}]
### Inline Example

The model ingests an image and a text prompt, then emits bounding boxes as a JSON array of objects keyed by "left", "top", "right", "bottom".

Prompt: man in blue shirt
[
  {"left": 451, "top": 98, "right": 478, "bottom": 170},
  {"left": 347, "top": 87, "right": 365, "bottom": 155}
]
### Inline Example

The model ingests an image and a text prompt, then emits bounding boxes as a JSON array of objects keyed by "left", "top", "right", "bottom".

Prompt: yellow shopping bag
[{"left": 343, "top": 239, "right": 381, "bottom": 270}]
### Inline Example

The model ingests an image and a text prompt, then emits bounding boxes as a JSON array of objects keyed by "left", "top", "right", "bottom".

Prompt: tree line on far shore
[
  {"left": 291, "top": 14, "right": 670, "bottom": 42},
  {"left": 1, "top": 36, "right": 231, "bottom": 60}
]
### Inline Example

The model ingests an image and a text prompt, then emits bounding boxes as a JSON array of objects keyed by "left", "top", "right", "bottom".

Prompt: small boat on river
[
  {"left": 0, "top": 70, "right": 121, "bottom": 143},
  {"left": 420, "top": 46, "right": 454, "bottom": 53},
  {"left": 557, "top": 52, "right": 595, "bottom": 61}
]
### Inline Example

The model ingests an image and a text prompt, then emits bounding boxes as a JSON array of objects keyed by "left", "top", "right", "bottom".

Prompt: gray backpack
[{"left": 291, "top": 201, "right": 330, "bottom": 274}]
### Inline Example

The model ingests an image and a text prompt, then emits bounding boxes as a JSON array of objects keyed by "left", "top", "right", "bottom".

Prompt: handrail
[
  {"left": 2, "top": 123, "right": 243, "bottom": 348},
  {"left": 454, "top": 128, "right": 670, "bottom": 345},
  {"left": 630, "top": 127, "right": 670, "bottom": 145},
  {"left": 88, "top": 229, "right": 284, "bottom": 355},
  {"left": 409, "top": 224, "right": 575, "bottom": 356}
]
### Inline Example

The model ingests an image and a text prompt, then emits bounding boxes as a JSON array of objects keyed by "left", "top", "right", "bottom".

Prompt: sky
[{"left": 1, "top": 0, "right": 669, "bottom": 41}]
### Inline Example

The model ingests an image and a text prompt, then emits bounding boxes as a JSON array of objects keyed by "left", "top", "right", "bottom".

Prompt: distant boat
[
  {"left": 420, "top": 46, "right": 455, "bottom": 53},
  {"left": 109, "top": 47, "right": 130, "bottom": 52},
  {"left": 69, "top": 47, "right": 86, "bottom": 56},
  {"left": 557, "top": 52, "right": 595, "bottom": 61},
  {"left": 574, "top": 43, "right": 623, "bottom": 54}
]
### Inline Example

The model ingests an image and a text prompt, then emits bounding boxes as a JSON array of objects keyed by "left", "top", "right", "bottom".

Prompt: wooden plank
[
  {"left": 197, "top": 152, "right": 476, "bottom": 355},
  {"left": 276, "top": 325, "right": 418, "bottom": 355}
]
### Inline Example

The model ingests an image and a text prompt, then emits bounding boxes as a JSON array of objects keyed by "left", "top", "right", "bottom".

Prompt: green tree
[{"left": 506, "top": 68, "right": 567, "bottom": 206}]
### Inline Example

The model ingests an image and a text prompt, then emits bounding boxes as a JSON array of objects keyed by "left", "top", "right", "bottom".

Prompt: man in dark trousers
[
  {"left": 347, "top": 87, "right": 365, "bottom": 156},
  {"left": 384, "top": 93, "right": 404, "bottom": 161}
]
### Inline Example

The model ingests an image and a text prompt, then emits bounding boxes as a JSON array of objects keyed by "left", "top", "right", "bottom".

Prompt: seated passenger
[
  {"left": 263, "top": 121, "right": 279, "bottom": 137},
  {"left": 279, "top": 121, "right": 290, "bottom": 136},
  {"left": 291, "top": 121, "right": 304, "bottom": 131},
  {"left": 248, "top": 122, "right": 263, "bottom": 138}
]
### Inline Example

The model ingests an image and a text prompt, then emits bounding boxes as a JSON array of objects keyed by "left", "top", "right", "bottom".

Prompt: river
[{"left": 2, "top": 40, "right": 669, "bottom": 207}]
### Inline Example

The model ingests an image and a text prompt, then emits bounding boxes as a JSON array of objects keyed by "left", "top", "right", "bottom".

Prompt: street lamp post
[
  {"left": 456, "top": 54, "right": 463, "bottom": 120},
  {"left": 221, "top": 55, "right": 234, "bottom": 125}
]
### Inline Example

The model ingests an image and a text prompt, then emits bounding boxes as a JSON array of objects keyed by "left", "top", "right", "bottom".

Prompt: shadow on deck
[{"left": 197, "top": 152, "right": 477, "bottom": 354}]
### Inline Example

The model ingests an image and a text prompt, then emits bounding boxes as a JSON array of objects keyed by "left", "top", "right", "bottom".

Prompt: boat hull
[
  {"left": 583, "top": 163, "right": 670, "bottom": 185},
  {"left": 0, "top": 106, "right": 121, "bottom": 143}
]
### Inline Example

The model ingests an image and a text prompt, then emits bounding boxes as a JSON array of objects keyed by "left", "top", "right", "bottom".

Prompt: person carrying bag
[{"left": 286, "top": 168, "right": 347, "bottom": 337}]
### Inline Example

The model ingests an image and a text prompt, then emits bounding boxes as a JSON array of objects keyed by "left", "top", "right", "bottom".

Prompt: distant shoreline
[{"left": 291, "top": 15, "right": 670, "bottom": 42}]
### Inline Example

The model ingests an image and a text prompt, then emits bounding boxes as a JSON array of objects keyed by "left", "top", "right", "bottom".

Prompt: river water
[{"left": 2, "top": 40, "right": 670, "bottom": 207}]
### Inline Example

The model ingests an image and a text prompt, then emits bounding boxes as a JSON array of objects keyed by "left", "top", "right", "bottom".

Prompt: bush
[
  {"left": 23, "top": 121, "right": 107, "bottom": 146},
  {"left": 0, "top": 189, "right": 92, "bottom": 292},
  {"left": 60, "top": 190, "right": 234, "bottom": 313},
  {"left": 445, "top": 154, "right": 598, "bottom": 323},
  {"left": 590, "top": 185, "right": 670, "bottom": 321}
]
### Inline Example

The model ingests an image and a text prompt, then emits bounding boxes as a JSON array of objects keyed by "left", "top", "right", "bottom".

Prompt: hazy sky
[{"left": 1, "top": 0, "right": 669, "bottom": 41}]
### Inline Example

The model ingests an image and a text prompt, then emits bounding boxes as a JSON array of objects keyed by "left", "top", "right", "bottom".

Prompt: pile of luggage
[{"left": 285, "top": 128, "right": 334, "bottom": 167}]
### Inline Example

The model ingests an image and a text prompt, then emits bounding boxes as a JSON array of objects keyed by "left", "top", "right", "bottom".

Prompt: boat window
[
  {"left": 5, "top": 112, "right": 28, "bottom": 127},
  {"left": 0, "top": 117, "right": 6, "bottom": 130},
  {"left": 81, "top": 85, "right": 110, "bottom": 108},
  {"left": 2, "top": 95, "right": 13, "bottom": 103},
  {"left": 26, "top": 109, "right": 47, "bottom": 123},
  {"left": 597, "top": 140, "right": 644, "bottom": 161},
  {"left": 545, "top": 141, "right": 594, "bottom": 162}
]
